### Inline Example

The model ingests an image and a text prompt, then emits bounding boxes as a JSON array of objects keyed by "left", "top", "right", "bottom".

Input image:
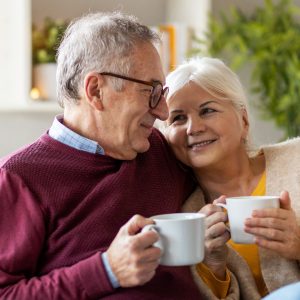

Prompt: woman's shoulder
[
  {"left": 261, "top": 137, "right": 300, "bottom": 156},
  {"left": 261, "top": 137, "right": 300, "bottom": 178}
]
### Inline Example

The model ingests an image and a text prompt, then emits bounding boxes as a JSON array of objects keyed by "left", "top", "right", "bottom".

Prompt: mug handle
[
  {"left": 142, "top": 224, "right": 164, "bottom": 252},
  {"left": 215, "top": 203, "right": 231, "bottom": 233},
  {"left": 215, "top": 203, "right": 227, "bottom": 210}
]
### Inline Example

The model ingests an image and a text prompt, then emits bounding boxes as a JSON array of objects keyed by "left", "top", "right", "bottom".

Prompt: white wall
[
  {"left": 32, "top": 0, "right": 167, "bottom": 26},
  {"left": 0, "top": 0, "right": 168, "bottom": 158},
  {"left": 0, "top": 112, "right": 57, "bottom": 156},
  {"left": 166, "top": 0, "right": 210, "bottom": 36},
  {"left": 0, "top": 0, "right": 31, "bottom": 107}
]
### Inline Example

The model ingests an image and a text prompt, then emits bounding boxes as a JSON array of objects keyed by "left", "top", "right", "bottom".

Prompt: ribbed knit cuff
[{"left": 75, "top": 251, "right": 114, "bottom": 298}]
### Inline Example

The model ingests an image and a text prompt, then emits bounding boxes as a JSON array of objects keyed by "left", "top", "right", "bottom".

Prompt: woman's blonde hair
[
  {"left": 167, "top": 57, "right": 248, "bottom": 112},
  {"left": 163, "top": 56, "right": 254, "bottom": 152}
]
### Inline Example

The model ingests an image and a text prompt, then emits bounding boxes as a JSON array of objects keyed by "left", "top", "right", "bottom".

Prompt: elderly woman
[{"left": 161, "top": 57, "right": 300, "bottom": 299}]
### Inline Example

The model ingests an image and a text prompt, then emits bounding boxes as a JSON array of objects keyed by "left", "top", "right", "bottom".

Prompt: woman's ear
[
  {"left": 84, "top": 72, "right": 104, "bottom": 110},
  {"left": 241, "top": 108, "right": 249, "bottom": 138}
]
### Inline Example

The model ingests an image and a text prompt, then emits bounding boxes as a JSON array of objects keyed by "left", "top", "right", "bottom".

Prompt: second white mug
[{"left": 217, "top": 196, "right": 279, "bottom": 244}]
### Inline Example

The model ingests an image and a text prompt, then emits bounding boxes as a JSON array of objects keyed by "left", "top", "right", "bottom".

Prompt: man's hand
[
  {"left": 199, "top": 196, "right": 230, "bottom": 279},
  {"left": 245, "top": 190, "right": 300, "bottom": 260},
  {"left": 106, "top": 215, "right": 162, "bottom": 287}
]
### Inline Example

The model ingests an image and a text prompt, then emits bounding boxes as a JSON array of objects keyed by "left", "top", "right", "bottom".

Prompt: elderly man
[{"left": 0, "top": 12, "right": 203, "bottom": 299}]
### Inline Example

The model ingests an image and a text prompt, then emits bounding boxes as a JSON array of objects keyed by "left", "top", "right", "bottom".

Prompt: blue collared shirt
[
  {"left": 49, "top": 116, "right": 105, "bottom": 155},
  {"left": 48, "top": 115, "right": 120, "bottom": 288}
]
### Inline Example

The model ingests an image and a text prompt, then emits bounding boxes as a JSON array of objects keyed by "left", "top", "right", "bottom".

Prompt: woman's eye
[
  {"left": 200, "top": 107, "right": 216, "bottom": 115},
  {"left": 171, "top": 115, "right": 186, "bottom": 124}
]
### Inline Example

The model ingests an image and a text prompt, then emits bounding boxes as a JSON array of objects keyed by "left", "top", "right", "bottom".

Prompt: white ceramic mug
[
  {"left": 142, "top": 212, "right": 205, "bottom": 266},
  {"left": 217, "top": 196, "right": 280, "bottom": 244}
]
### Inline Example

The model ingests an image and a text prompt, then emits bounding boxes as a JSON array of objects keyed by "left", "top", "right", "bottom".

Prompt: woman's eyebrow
[
  {"left": 169, "top": 100, "right": 219, "bottom": 114},
  {"left": 169, "top": 109, "right": 184, "bottom": 114},
  {"left": 199, "top": 100, "right": 217, "bottom": 107}
]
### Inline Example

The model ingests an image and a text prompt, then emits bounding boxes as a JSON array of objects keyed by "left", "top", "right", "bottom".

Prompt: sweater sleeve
[
  {"left": 190, "top": 264, "right": 241, "bottom": 300},
  {"left": 0, "top": 169, "right": 114, "bottom": 299},
  {"left": 196, "top": 263, "right": 230, "bottom": 298}
]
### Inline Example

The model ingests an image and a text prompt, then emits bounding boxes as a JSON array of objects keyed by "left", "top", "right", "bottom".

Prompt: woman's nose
[{"left": 187, "top": 117, "right": 206, "bottom": 135}]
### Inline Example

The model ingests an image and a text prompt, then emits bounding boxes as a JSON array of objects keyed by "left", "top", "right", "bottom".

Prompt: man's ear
[{"left": 84, "top": 72, "right": 104, "bottom": 110}]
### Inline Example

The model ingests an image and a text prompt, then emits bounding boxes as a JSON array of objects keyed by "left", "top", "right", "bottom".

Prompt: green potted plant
[
  {"left": 32, "top": 17, "right": 68, "bottom": 64},
  {"left": 192, "top": 0, "right": 300, "bottom": 138},
  {"left": 32, "top": 18, "right": 68, "bottom": 100}
]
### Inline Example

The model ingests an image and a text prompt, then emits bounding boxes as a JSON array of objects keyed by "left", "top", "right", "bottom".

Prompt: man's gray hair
[{"left": 56, "top": 11, "right": 161, "bottom": 106}]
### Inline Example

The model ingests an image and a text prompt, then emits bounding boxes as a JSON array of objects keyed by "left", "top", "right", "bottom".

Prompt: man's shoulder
[
  {"left": 141, "top": 128, "right": 194, "bottom": 179},
  {"left": 144, "top": 128, "right": 178, "bottom": 162},
  {"left": 148, "top": 128, "right": 172, "bottom": 153},
  {"left": 0, "top": 135, "right": 48, "bottom": 171},
  {"left": 149, "top": 127, "right": 167, "bottom": 144}
]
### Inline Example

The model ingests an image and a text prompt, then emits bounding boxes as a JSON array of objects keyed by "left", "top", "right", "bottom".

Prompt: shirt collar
[{"left": 48, "top": 115, "right": 105, "bottom": 155}]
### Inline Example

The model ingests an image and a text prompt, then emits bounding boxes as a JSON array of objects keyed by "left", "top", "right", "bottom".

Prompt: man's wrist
[{"left": 101, "top": 252, "right": 120, "bottom": 288}]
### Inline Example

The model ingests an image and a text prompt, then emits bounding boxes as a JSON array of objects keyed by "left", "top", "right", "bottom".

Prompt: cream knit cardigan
[{"left": 183, "top": 137, "right": 300, "bottom": 300}]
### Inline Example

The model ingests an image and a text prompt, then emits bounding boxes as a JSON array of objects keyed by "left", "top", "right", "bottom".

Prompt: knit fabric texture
[{"left": 0, "top": 128, "right": 202, "bottom": 299}]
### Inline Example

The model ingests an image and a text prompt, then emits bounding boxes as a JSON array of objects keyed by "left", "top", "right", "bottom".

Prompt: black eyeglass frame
[{"left": 100, "top": 72, "right": 169, "bottom": 109}]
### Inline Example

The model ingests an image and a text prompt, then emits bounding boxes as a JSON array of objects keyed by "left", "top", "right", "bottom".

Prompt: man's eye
[{"left": 141, "top": 88, "right": 152, "bottom": 94}]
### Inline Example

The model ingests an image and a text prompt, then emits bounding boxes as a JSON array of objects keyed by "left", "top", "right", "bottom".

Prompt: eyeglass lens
[{"left": 150, "top": 85, "right": 169, "bottom": 108}]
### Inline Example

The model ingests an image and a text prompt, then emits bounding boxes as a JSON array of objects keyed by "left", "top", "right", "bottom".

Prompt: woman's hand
[
  {"left": 244, "top": 190, "right": 300, "bottom": 260},
  {"left": 199, "top": 195, "right": 230, "bottom": 279}
]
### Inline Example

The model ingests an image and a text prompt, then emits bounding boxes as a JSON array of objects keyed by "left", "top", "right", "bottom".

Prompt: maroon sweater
[{"left": 0, "top": 129, "right": 202, "bottom": 299}]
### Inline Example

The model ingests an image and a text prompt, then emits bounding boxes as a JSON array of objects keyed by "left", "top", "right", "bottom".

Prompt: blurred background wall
[{"left": 0, "top": 0, "right": 287, "bottom": 157}]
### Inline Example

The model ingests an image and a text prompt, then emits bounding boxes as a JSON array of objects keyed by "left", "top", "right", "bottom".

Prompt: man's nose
[{"left": 150, "top": 96, "right": 169, "bottom": 121}]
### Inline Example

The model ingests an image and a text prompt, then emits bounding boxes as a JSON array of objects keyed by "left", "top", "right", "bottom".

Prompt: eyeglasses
[{"left": 100, "top": 72, "right": 169, "bottom": 109}]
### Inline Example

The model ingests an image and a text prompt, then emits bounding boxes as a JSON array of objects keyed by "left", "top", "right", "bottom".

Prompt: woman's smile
[{"left": 188, "top": 139, "right": 217, "bottom": 151}]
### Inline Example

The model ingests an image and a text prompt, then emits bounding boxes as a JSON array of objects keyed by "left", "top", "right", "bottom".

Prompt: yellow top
[
  {"left": 196, "top": 171, "right": 268, "bottom": 297},
  {"left": 196, "top": 263, "right": 230, "bottom": 299},
  {"left": 228, "top": 171, "right": 268, "bottom": 297}
]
